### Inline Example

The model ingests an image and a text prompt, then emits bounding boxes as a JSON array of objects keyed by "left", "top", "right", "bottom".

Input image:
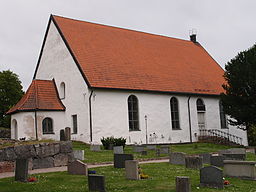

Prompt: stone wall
[
  {"left": 0, "top": 129, "right": 11, "bottom": 138},
  {"left": 0, "top": 141, "right": 74, "bottom": 173}
]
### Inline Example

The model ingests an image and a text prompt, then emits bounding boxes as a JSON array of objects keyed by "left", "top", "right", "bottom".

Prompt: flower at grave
[
  {"left": 27, "top": 176, "right": 37, "bottom": 182},
  {"left": 138, "top": 166, "right": 149, "bottom": 179},
  {"left": 223, "top": 180, "right": 230, "bottom": 185}
]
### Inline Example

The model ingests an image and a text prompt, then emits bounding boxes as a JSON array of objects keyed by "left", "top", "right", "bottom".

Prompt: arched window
[
  {"left": 42, "top": 118, "right": 54, "bottom": 134},
  {"left": 12, "top": 119, "right": 18, "bottom": 140},
  {"left": 60, "top": 82, "right": 65, "bottom": 99},
  {"left": 196, "top": 98, "right": 205, "bottom": 112},
  {"left": 219, "top": 101, "right": 227, "bottom": 129},
  {"left": 170, "top": 97, "right": 180, "bottom": 130},
  {"left": 128, "top": 95, "right": 139, "bottom": 131}
]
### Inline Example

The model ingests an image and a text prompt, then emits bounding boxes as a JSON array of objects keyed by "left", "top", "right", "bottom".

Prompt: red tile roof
[
  {"left": 41, "top": 15, "right": 225, "bottom": 95},
  {"left": 7, "top": 80, "right": 65, "bottom": 114}
]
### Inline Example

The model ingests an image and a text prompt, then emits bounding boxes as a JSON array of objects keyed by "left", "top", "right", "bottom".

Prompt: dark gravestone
[
  {"left": 141, "top": 150, "right": 147, "bottom": 155},
  {"left": 160, "top": 146, "right": 170, "bottom": 154},
  {"left": 65, "top": 127, "right": 71, "bottom": 141},
  {"left": 60, "top": 129, "right": 65, "bottom": 141},
  {"left": 169, "top": 152, "right": 186, "bottom": 165},
  {"left": 200, "top": 166, "right": 223, "bottom": 189},
  {"left": 114, "top": 154, "right": 134, "bottom": 168},
  {"left": 210, "top": 155, "right": 224, "bottom": 167},
  {"left": 199, "top": 153, "right": 211, "bottom": 164},
  {"left": 176, "top": 176, "right": 191, "bottom": 192},
  {"left": 88, "top": 175, "right": 106, "bottom": 192},
  {"left": 15, "top": 159, "right": 29, "bottom": 182},
  {"left": 185, "top": 156, "right": 203, "bottom": 169}
]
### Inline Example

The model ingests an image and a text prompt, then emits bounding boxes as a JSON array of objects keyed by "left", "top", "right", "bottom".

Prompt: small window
[
  {"left": 42, "top": 118, "right": 54, "bottom": 134},
  {"left": 128, "top": 95, "right": 140, "bottom": 131},
  {"left": 170, "top": 97, "right": 180, "bottom": 130},
  {"left": 60, "top": 82, "right": 65, "bottom": 99},
  {"left": 219, "top": 101, "right": 227, "bottom": 129},
  {"left": 72, "top": 115, "right": 78, "bottom": 134},
  {"left": 196, "top": 98, "right": 205, "bottom": 112}
]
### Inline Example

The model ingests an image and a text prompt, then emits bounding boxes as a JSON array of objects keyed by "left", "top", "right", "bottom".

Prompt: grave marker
[
  {"left": 114, "top": 154, "right": 133, "bottom": 168},
  {"left": 199, "top": 153, "right": 211, "bottom": 164},
  {"left": 68, "top": 160, "right": 88, "bottom": 175},
  {"left": 169, "top": 152, "right": 186, "bottom": 165},
  {"left": 133, "top": 145, "right": 145, "bottom": 153},
  {"left": 125, "top": 160, "right": 139, "bottom": 180},
  {"left": 73, "top": 150, "right": 85, "bottom": 161},
  {"left": 200, "top": 166, "right": 224, "bottom": 189},
  {"left": 185, "top": 156, "right": 203, "bottom": 169},
  {"left": 210, "top": 155, "right": 224, "bottom": 167},
  {"left": 15, "top": 159, "right": 29, "bottom": 182},
  {"left": 160, "top": 146, "right": 170, "bottom": 154},
  {"left": 90, "top": 145, "right": 101, "bottom": 152},
  {"left": 88, "top": 175, "right": 106, "bottom": 192},
  {"left": 146, "top": 145, "right": 156, "bottom": 150},
  {"left": 113, "top": 146, "right": 123, "bottom": 154},
  {"left": 64, "top": 127, "right": 71, "bottom": 141},
  {"left": 176, "top": 176, "right": 191, "bottom": 192}
]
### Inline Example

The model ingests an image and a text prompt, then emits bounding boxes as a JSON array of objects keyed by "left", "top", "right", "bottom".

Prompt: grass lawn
[
  {"left": 72, "top": 141, "right": 256, "bottom": 164},
  {"left": 0, "top": 162, "right": 255, "bottom": 192}
]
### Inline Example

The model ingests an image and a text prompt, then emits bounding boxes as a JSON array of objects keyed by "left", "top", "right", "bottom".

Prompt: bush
[{"left": 101, "top": 136, "right": 126, "bottom": 150}]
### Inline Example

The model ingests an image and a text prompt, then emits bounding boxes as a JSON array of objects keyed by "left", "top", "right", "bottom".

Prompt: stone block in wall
[
  {"left": 0, "top": 161, "right": 15, "bottom": 173},
  {"left": 3, "top": 147, "right": 17, "bottom": 161},
  {"left": 35, "top": 143, "right": 60, "bottom": 158},
  {"left": 33, "top": 157, "right": 54, "bottom": 169},
  {"left": 53, "top": 154, "right": 69, "bottom": 167},
  {"left": 67, "top": 152, "right": 75, "bottom": 163},
  {"left": 60, "top": 141, "right": 73, "bottom": 153},
  {"left": 14, "top": 145, "right": 37, "bottom": 159},
  {"left": 0, "top": 149, "right": 5, "bottom": 161}
]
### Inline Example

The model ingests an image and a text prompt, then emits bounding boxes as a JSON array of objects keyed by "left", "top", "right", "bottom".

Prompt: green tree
[
  {"left": 0, "top": 70, "right": 24, "bottom": 128},
  {"left": 221, "top": 44, "right": 256, "bottom": 145}
]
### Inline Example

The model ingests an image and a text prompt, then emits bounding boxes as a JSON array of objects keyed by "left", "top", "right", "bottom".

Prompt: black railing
[{"left": 198, "top": 129, "right": 243, "bottom": 146}]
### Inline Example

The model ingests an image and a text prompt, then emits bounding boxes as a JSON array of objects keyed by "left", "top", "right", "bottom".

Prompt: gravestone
[
  {"left": 176, "top": 176, "right": 191, "bottom": 192},
  {"left": 68, "top": 160, "right": 88, "bottom": 175},
  {"left": 133, "top": 145, "right": 145, "bottom": 153},
  {"left": 90, "top": 145, "right": 101, "bottom": 152},
  {"left": 210, "top": 155, "right": 224, "bottom": 167},
  {"left": 15, "top": 159, "right": 29, "bottom": 182},
  {"left": 185, "top": 156, "right": 203, "bottom": 169},
  {"left": 125, "top": 160, "right": 139, "bottom": 180},
  {"left": 88, "top": 175, "right": 106, "bottom": 192},
  {"left": 141, "top": 150, "right": 147, "bottom": 155},
  {"left": 199, "top": 153, "right": 211, "bottom": 164},
  {"left": 200, "top": 166, "right": 223, "bottom": 189},
  {"left": 113, "top": 146, "right": 124, "bottom": 154},
  {"left": 160, "top": 146, "right": 170, "bottom": 154},
  {"left": 64, "top": 127, "right": 71, "bottom": 141},
  {"left": 222, "top": 153, "right": 246, "bottom": 161},
  {"left": 73, "top": 150, "right": 85, "bottom": 160},
  {"left": 114, "top": 154, "right": 134, "bottom": 168},
  {"left": 60, "top": 129, "right": 66, "bottom": 141},
  {"left": 219, "top": 148, "right": 246, "bottom": 155},
  {"left": 146, "top": 145, "right": 156, "bottom": 150},
  {"left": 169, "top": 152, "right": 186, "bottom": 165},
  {"left": 156, "top": 148, "right": 160, "bottom": 157}
]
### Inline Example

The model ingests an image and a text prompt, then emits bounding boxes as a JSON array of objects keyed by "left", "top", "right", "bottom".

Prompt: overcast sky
[{"left": 1, "top": 0, "right": 256, "bottom": 90}]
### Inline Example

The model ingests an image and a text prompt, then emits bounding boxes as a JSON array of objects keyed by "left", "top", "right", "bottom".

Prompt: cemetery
[{"left": 0, "top": 140, "right": 255, "bottom": 191}]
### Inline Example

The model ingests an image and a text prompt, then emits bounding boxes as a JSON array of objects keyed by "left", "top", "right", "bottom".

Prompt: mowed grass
[
  {"left": 72, "top": 141, "right": 255, "bottom": 163},
  {"left": 0, "top": 162, "right": 256, "bottom": 192}
]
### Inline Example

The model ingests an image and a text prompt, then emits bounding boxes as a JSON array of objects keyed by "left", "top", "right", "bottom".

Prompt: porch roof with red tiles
[{"left": 6, "top": 80, "right": 65, "bottom": 115}]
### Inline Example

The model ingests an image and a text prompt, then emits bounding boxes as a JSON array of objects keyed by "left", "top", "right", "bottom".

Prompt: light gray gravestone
[
  {"left": 222, "top": 153, "right": 246, "bottom": 161},
  {"left": 200, "top": 166, "right": 224, "bottom": 189},
  {"left": 169, "top": 152, "right": 186, "bottom": 165},
  {"left": 125, "top": 160, "right": 139, "bottom": 180},
  {"left": 176, "top": 176, "right": 191, "bottom": 192},
  {"left": 146, "top": 145, "right": 157, "bottom": 150},
  {"left": 113, "top": 146, "right": 124, "bottom": 154},
  {"left": 60, "top": 129, "right": 65, "bottom": 141},
  {"left": 160, "top": 146, "right": 170, "bottom": 154},
  {"left": 90, "top": 145, "right": 101, "bottom": 152},
  {"left": 199, "top": 153, "right": 211, "bottom": 164},
  {"left": 88, "top": 175, "right": 106, "bottom": 192},
  {"left": 73, "top": 150, "right": 85, "bottom": 160},
  {"left": 133, "top": 145, "right": 145, "bottom": 153},
  {"left": 15, "top": 159, "right": 29, "bottom": 182},
  {"left": 68, "top": 160, "right": 88, "bottom": 175},
  {"left": 210, "top": 155, "right": 224, "bottom": 167},
  {"left": 185, "top": 156, "right": 203, "bottom": 169},
  {"left": 114, "top": 154, "right": 134, "bottom": 168},
  {"left": 64, "top": 127, "right": 71, "bottom": 141}
]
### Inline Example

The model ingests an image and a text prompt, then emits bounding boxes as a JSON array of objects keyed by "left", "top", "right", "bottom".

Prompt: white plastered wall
[{"left": 34, "top": 20, "right": 90, "bottom": 142}]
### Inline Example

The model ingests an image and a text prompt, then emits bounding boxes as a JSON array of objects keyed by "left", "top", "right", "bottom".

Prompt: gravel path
[{"left": 0, "top": 158, "right": 169, "bottom": 179}]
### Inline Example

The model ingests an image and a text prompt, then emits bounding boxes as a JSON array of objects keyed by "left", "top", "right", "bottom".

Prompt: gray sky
[{"left": 1, "top": 0, "right": 256, "bottom": 90}]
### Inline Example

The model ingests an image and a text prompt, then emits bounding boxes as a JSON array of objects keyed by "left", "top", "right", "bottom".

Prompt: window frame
[
  {"left": 219, "top": 101, "right": 228, "bottom": 129},
  {"left": 60, "top": 82, "right": 65, "bottom": 100},
  {"left": 128, "top": 95, "right": 140, "bottom": 131},
  {"left": 42, "top": 117, "right": 54, "bottom": 134},
  {"left": 72, "top": 114, "right": 78, "bottom": 134},
  {"left": 170, "top": 97, "right": 181, "bottom": 130},
  {"left": 196, "top": 98, "right": 206, "bottom": 112}
]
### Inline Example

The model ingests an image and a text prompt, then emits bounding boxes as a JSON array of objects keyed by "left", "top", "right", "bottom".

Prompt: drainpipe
[
  {"left": 34, "top": 110, "right": 38, "bottom": 140},
  {"left": 89, "top": 90, "right": 94, "bottom": 142},
  {"left": 187, "top": 96, "right": 192, "bottom": 143}
]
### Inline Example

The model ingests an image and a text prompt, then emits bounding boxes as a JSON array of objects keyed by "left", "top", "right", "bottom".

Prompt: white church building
[{"left": 7, "top": 15, "right": 248, "bottom": 145}]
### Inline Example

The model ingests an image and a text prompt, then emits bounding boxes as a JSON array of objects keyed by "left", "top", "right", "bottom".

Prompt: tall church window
[
  {"left": 170, "top": 97, "right": 180, "bottom": 130},
  {"left": 42, "top": 117, "right": 53, "bottom": 134},
  {"left": 60, "top": 82, "right": 65, "bottom": 99},
  {"left": 128, "top": 95, "right": 139, "bottom": 131},
  {"left": 197, "top": 98, "right": 206, "bottom": 130},
  {"left": 219, "top": 101, "right": 227, "bottom": 129}
]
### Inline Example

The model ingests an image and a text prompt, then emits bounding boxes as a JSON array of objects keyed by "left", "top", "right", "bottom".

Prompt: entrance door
[{"left": 197, "top": 112, "right": 206, "bottom": 130}]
